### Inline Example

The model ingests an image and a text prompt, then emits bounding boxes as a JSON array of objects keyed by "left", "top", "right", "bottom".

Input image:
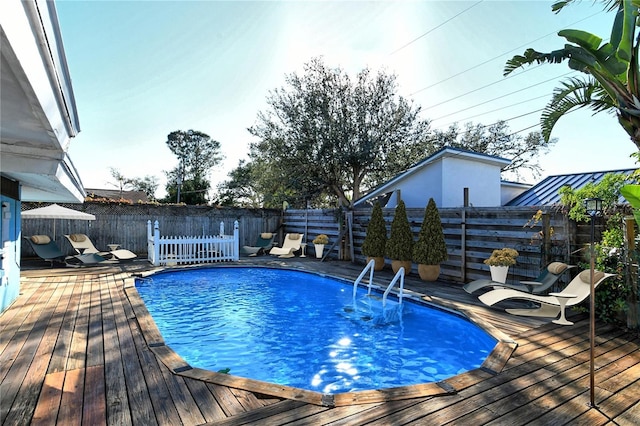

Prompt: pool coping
[{"left": 124, "top": 265, "right": 517, "bottom": 407}]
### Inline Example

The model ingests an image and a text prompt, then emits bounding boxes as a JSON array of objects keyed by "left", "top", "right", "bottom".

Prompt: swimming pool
[{"left": 135, "top": 267, "right": 497, "bottom": 394}]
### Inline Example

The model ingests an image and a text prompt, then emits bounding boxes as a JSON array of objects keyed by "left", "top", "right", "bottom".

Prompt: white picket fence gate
[{"left": 147, "top": 220, "right": 239, "bottom": 266}]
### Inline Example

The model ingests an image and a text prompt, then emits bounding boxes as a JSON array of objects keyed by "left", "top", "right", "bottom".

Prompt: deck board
[{"left": 2, "top": 258, "right": 638, "bottom": 425}]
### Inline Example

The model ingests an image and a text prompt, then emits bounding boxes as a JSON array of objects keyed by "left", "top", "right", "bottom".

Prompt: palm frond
[
  {"left": 504, "top": 48, "right": 570, "bottom": 76},
  {"left": 540, "top": 77, "right": 613, "bottom": 141}
]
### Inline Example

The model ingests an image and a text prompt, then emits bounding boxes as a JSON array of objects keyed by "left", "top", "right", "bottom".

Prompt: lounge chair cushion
[
  {"left": 69, "top": 233, "right": 87, "bottom": 242},
  {"left": 289, "top": 233, "right": 301, "bottom": 240},
  {"left": 260, "top": 232, "right": 273, "bottom": 239},
  {"left": 579, "top": 270, "right": 604, "bottom": 283},
  {"left": 547, "top": 262, "right": 569, "bottom": 274},
  {"left": 30, "top": 235, "right": 51, "bottom": 244}
]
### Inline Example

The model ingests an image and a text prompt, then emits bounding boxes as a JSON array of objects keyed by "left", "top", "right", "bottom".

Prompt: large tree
[
  {"left": 504, "top": 0, "right": 640, "bottom": 150},
  {"left": 129, "top": 176, "right": 159, "bottom": 201},
  {"left": 427, "top": 121, "right": 557, "bottom": 179},
  {"left": 106, "top": 168, "right": 159, "bottom": 201},
  {"left": 164, "top": 129, "right": 224, "bottom": 204},
  {"left": 244, "top": 57, "right": 431, "bottom": 208}
]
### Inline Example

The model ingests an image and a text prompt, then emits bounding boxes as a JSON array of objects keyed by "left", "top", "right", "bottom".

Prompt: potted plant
[
  {"left": 312, "top": 234, "right": 329, "bottom": 259},
  {"left": 361, "top": 202, "right": 387, "bottom": 270},
  {"left": 384, "top": 200, "right": 414, "bottom": 274},
  {"left": 412, "top": 198, "right": 448, "bottom": 281},
  {"left": 484, "top": 248, "right": 519, "bottom": 283}
]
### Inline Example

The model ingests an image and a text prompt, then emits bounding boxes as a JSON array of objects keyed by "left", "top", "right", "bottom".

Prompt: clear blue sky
[{"left": 56, "top": 0, "right": 638, "bottom": 199}]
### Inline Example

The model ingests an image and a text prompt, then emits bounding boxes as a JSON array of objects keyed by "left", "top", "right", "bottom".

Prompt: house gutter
[{"left": 25, "top": 0, "right": 80, "bottom": 139}]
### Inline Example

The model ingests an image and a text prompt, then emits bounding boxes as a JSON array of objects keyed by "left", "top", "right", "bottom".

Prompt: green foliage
[
  {"left": 244, "top": 57, "right": 432, "bottom": 207},
  {"left": 483, "top": 248, "right": 519, "bottom": 266},
  {"left": 427, "top": 121, "right": 557, "bottom": 179},
  {"left": 129, "top": 176, "right": 159, "bottom": 201},
  {"left": 620, "top": 183, "right": 640, "bottom": 227},
  {"left": 361, "top": 202, "right": 387, "bottom": 257},
  {"left": 412, "top": 198, "right": 448, "bottom": 264},
  {"left": 577, "top": 215, "right": 630, "bottom": 324},
  {"left": 384, "top": 200, "right": 413, "bottom": 261},
  {"left": 503, "top": 1, "right": 640, "bottom": 149},
  {"left": 106, "top": 168, "right": 159, "bottom": 201},
  {"left": 559, "top": 172, "right": 632, "bottom": 222},
  {"left": 164, "top": 130, "right": 224, "bottom": 205}
]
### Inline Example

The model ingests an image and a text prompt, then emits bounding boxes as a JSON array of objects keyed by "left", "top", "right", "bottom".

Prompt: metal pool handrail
[
  {"left": 352, "top": 258, "right": 376, "bottom": 299},
  {"left": 383, "top": 267, "right": 405, "bottom": 307}
]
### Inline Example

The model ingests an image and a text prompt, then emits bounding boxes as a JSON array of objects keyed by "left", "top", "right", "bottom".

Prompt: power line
[
  {"left": 389, "top": 1, "right": 484, "bottom": 56},
  {"left": 435, "top": 93, "right": 551, "bottom": 126},
  {"left": 505, "top": 107, "right": 580, "bottom": 137},
  {"left": 423, "top": 70, "right": 575, "bottom": 114},
  {"left": 409, "top": 11, "right": 604, "bottom": 96}
]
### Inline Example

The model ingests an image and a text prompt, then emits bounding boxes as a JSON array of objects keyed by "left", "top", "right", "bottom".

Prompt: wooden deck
[{"left": 2, "top": 258, "right": 639, "bottom": 425}]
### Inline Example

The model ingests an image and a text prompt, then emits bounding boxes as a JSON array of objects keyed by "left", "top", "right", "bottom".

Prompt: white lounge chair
[
  {"left": 65, "top": 233, "right": 137, "bottom": 260},
  {"left": 463, "top": 262, "right": 575, "bottom": 294},
  {"left": 478, "top": 270, "right": 616, "bottom": 325},
  {"left": 269, "top": 233, "right": 304, "bottom": 258}
]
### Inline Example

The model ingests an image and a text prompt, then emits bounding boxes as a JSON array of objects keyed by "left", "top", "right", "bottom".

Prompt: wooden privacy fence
[
  {"left": 147, "top": 220, "right": 239, "bottom": 266},
  {"left": 22, "top": 202, "right": 583, "bottom": 286},
  {"left": 282, "top": 206, "right": 573, "bottom": 285},
  {"left": 20, "top": 202, "right": 281, "bottom": 257}
]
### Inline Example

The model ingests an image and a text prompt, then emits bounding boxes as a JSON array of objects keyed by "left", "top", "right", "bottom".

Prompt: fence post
[
  {"left": 624, "top": 217, "right": 638, "bottom": 329},
  {"left": 147, "top": 220, "right": 152, "bottom": 264},
  {"left": 542, "top": 212, "right": 551, "bottom": 267},
  {"left": 153, "top": 220, "right": 160, "bottom": 266},
  {"left": 233, "top": 220, "right": 239, "bottom": 260},
  {"left": 219, "top": 221, "right": 224, "bottom": 237}
]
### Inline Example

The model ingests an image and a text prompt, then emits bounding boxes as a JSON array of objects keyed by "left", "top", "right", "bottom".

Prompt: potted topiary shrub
[
  {"left": 412, "top": 198, "right": 448, "bottom": 281},
  {"left": 312, "top": 234, "right": 329, "bottom": 259},
  {"left": 385, "top": 200, "right": 414, "bottom": 274},
  {"left": 484, "top": 248, "right": 519, "bottom": 283},
  {"left": 361, "top": 202, "right": 387, "bottom": 270}
]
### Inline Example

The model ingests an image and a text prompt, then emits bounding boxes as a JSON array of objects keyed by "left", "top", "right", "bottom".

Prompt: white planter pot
[
  {"left": 314, "top": 244, "right": 324, "bottom": 259},
  {"left": 490, "top": 265, "right": 509, "bottom": 283}
]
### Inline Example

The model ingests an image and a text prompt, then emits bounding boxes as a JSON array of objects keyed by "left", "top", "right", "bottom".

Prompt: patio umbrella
[{"left": 22, "top": 204, "right": 95, "bottom": 239}]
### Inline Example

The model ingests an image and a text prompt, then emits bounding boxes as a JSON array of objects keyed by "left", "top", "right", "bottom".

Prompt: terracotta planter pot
[
  {"left": 366, "top": 256, "right": 385, "bottom": 271},
  {"left": 418, "top": 264, "right": 440, "bottom": 281},
  {"left": 391, "top": 260, "right": 411, "bottom": 275}
]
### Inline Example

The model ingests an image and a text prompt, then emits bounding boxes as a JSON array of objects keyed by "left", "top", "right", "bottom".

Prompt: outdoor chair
[
  {"left": 463, "top": 261, "right": 575, "bottom": 294},
  {"left": 241, "top": 232, "right": 275, "bottom": 256},
  {"left": 478, "top": 269, "right": 616, "bottom": 325},
  {"left": 65, "top": 233, "right": 137, "bottom": 260},
  {"left": 269, "top": 233, "right": 304, "bottom": 258},
  {"left": 24, "top": 235, "right": 107, "bottom": 267}
]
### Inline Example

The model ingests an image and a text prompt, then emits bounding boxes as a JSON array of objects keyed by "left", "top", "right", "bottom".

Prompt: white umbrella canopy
[{"left": 22, "top": 204, "right": 95, "bottom": 239}]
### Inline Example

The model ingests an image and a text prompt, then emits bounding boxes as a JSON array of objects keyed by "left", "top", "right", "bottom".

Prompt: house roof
[
  {"left": 505, "top": 168, "right": 638, "bottom": 206},
  {"left": 354, "top": 147, "right": 511, "bottom": 207},
  {"left": 85, "top": 188, "right": 149, "bottom": 203},
  {"left": 1, "top": 1, "right": 83, "bottom": 202}
]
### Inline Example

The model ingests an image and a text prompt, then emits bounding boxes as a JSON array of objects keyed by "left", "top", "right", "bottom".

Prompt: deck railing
[{"left": 147, "top": 220, "right": 239, "bottom": 266}]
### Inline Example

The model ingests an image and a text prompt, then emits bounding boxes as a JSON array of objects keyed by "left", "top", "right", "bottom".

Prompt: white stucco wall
[
  {"left": 391, "top": 162, "right": 444, "bottom": 208},
  {"left": 441, "top": 156, "right": 503, "bottom": 207},
  {"left": 500, "top": 182, "right": 531, "bottom": 205},
  {"left": 385, "top": 155, "right": 503, "bottom": 208}
]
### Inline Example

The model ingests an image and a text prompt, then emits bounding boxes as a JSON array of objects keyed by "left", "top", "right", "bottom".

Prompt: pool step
[{"left": 346, "top": 295, "right": 403, "bottom": 324}]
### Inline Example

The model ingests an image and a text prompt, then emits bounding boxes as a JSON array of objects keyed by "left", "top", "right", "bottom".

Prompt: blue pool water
[{"left": 135, "top": 267, "right": 496, "bottom": 394}]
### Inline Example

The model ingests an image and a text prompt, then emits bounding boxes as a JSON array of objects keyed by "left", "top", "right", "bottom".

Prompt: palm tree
[{"left": 504, "top": 0, "right": 640, "bottom": 149}]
